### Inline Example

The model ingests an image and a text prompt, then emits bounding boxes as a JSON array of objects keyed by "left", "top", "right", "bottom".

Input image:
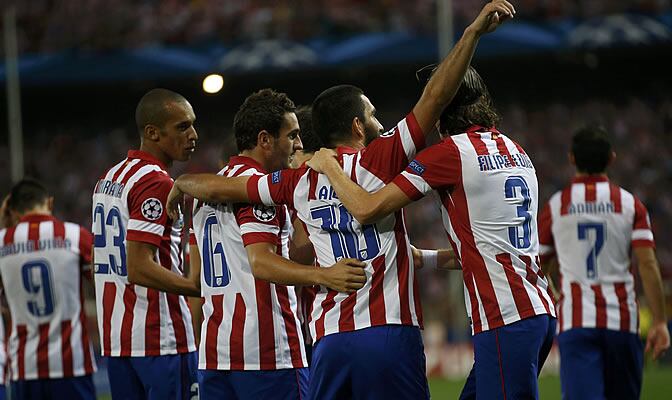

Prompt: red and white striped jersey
[
  {"left": 191, "top": 156, "right": 307, "bottom": 370},
  {"left": 392, "top": 127, "right": 555, "bottom": 334},
  {"left": 0, "top": 318, "right": 5, "bottom": 384},
  {"left": 92, "top": 150, "right": 196, "bottom": 357},
  {"left": 247, "top": 113, "right": 426, "bottom": 342},
  {"left": 0, "top": 215, "right": 96, "bottom": 381},
  {"left": 538, "top": 176, "right": 653, "bottom": 334}
]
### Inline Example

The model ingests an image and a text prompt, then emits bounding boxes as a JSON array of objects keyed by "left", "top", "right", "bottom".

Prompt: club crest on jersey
[
  {"left": 272, "top": 171, "right": 281, "bottom": 184},
  {"left": 141, "top": 198, "right": 163, "bottom": 221},
  {"left": 253, "top": 205, "right": 276, "bottom": 222},
  {"left": 408, "top": 159, "right": 426, "bottom": 175}
]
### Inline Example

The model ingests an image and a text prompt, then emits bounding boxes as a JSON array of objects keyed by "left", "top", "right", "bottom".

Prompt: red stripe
[
  {"left": 53, "top": 220, "right": 65, "bottom": 240},
  {"left": 393, "top": 212, "right": 413, "bottom": 324},
  {"left": 368, "top": 255, "right": 387, "bottom": 326},
  {"left": 337, "top": 292, "right": 356, "bottom": 331},
  {"left": 315, "top": 291, "right": 338, "bottom": 340},
  {"left": 28, "top": 220, "right": 40, "bottom": 249},
  {"left": 513, "top": 140, "right": 526, "bottom": 155},
  {"left": 276, "top": 286, "right": 305, "bottom": 368},
  {"left": 229, "top": 293, "right": 246, "bottom": 369},
  {"left": 118, "top": 159, "right": 146, "bottom": 186},
  {"left": 3, "top": 226, "right": 16, "bottom": 245},
  {"left": 412, "top": 271, "right": 424, "bottom": 329},
  {"left": 350, "top": 153, "right": 359, "bottom": 183},
  {"left": 122, "top": 285, "right": 138, "bottom": 356},
  {"left": 570, "top": 283, "right": 582, "bottom": 328},
  {"left": 614, "top": 283, "right": 630, "bottom": 331},
  {"left": 37, "top": 323, "right": 50, "bottom": 379},
  {"left": 560, "top": 186, "right": 572, "bottom": 216},
  {"left": 496, "top": 254, "right": 535, "bottom": 318},
  {"left": 17, "top": 324, "right": 27, "bottom": 379},
  {"left": 101, "top": 282, "right": 116, "bottom": 356},
  {"left": 584, "top": 183, "right": 596, "bottom": 202},
  {"left": 467, "top": 133, "right": 490, "bottom": 156},
  {"left": 255, "top": 279, "right": 276, "bottom": 369},
  {"left": 591, "top": 285, "right": 607, "bottom": 328},
  {"left": 405, "top": 111, "right": 426, "bottom": 151},
  {"left": 61, "top": 320, "right": 73, "bottom": 377},
  {"left": 205, "top": 294, "right": 224, "bottom": 369},
  {"left": 79, "top": 274, "right": 94, "bottom": 374},
  {"left": 494, "top": 136, "right": 516, "bottom": 167},
  {"left": 609, "top": 184, "right": 622, "bottom": 213},
  {"left": 308, "top": 169, "right": 319, "bottom": 201},
  {"left": 166, "top": 294, "right": 189, "bottom": 353},
  {"left": 520, "top": 256, "right": 551, "bottom": 314},
  {"left": 143, "top": 288, "right": 160, "bottom": 354},
  {"left": 111, "top": 159, "right": 130, "bottom": 182},
  {"left": 633, "top": 197, "right": 651, "bottom": 230}
]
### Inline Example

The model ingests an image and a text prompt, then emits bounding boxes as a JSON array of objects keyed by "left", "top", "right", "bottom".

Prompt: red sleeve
[
  {"left": 538, "top": 201, "right": 556, "bottom": 262},
  {"left": 79, "top": 226, "right": 93, "bottom": 265},
  {"left": 126, "top": 173, "right": 172, "bottom": 247},
  {"left": 247, "top": 168, "right": 305, "bottom": 208},
  {"left": 391, "top": 138, "right": 461, "bottom": 200},
  {"left": 236, "top": 204, "right": 281, "bottom": 246},
  {"left": 632, "top": 196, "right": 655, "bottom": 248},
  {"left": 359, "top": 112, "right": 425, "bottom": 183}
]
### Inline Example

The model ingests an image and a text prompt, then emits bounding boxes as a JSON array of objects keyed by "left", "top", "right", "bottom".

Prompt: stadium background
[{"left": 1, "top": 0, "right": 671, "bottom": 398}]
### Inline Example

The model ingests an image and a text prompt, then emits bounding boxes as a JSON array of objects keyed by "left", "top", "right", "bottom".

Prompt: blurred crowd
[
  {"left": 7, "top": 0, "right": 671, "bottom": 54},
  {"left": 1, "top": 93, "right": 670, "bottom": 339}
]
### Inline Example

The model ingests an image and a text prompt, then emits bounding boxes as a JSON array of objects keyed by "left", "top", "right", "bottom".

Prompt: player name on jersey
[
  {"left": 477, "top": 152, "right": 534, "bottom": 172},
  {"left": 0, "top": 237, "right": 71, "bottom": 257},
  {"left": 565, "top": 201, "right": 615, "bottom": 215}
]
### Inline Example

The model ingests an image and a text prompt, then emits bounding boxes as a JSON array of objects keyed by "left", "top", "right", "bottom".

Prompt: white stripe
[
  {"left": 64, "top": 222, "right": 81, "bottom": 255},
  {"left": 103, "top": 159, "right": 128, "bottom": 181},
  {"left": 258, "top": 178, "right": 275, "bottom": 206},
  {"left": 481, "top": 132, "right": 498, "bottom": 155},
  {"left": 121, "top": 165, "right": 164, "bottom": 204},
  {"left": 538, "top": 244, "right": 554, "bottom": 255},
  {"left": 397, "top": 118, "right": 417, "bottom": 161},
  {"left": 127, "top": 219, "right": 164, "bottom": 236},
  {"left": 240, "top": 222, "right": 280, "bottom": 236},
  {"left": 115, "top": 158, "right": 141, "bottom": 183},
  {"left": 400, "top": 171, "right": 432, "bottom": 196},
  {"left": 632, "top": 229, "right": 653, "bottom": 241}
]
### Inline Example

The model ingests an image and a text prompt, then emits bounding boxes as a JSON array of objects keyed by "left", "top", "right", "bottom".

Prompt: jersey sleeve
[
  {"left": 358, "top": 112, "right": 425, "bottom": 183},
  {"left": 247, "top": 168, "right": 304, "bottom": 208},
  {"left": 391, "top": 138, "right": 461, "bottom": 201},
  {"left": 631, "top": 196, "right": 655, "bottom": 248},
  {"left": 79, "top": 226, "right": 93, "bottom": 270},
  {"left": 537, "top": 201, "right": 556, "bottom": 261},
  {"left": 236, "top": 203, "right": 281, "bottom": 246},
  {"left": 126, "top": 173, "right": 172, "bottom": 247}
]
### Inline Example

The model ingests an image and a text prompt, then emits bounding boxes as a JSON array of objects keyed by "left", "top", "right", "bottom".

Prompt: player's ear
[
  {"left": 46, "top": 196, "right": 54, "bottom": 213},
  {"left": 258, "top": 130, "right": 272, "bottom": 150},
  {"left": 568, "top": 152, "right": 576, "bottom": 167},
  {"left": 607, "top": 151, "right": 616, "bottom": 167},
  {"left": 352, "top": 117, "right": 365, "bottom": 143},
  {"left": 144, "top": 124, "right": 161, "bottom": 142}
]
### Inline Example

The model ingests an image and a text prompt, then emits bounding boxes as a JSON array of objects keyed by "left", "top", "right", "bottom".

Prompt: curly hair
[{"left": 234, "top": 88, "right": 296, "bottom": 151}]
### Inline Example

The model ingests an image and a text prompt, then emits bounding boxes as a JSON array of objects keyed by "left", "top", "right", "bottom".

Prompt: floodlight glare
[{"left": 202, "top": 74, "right": 224, "bottom": 94}]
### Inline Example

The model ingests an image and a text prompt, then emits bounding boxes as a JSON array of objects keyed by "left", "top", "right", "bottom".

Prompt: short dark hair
[
  {"left": 572, "top": 125, "right": 612, "bottom": 174},
  {"left": 135, "top": 88, "right": 189, "bottom": 135},
  {"left": 295, "top": 106, "right": 323, "bottom": 153},
  {"left": 7, "top": 179, "right": 49, "bottom": 213},
  {"left": 312, "top": 85, "right": 365, "bottom": 147},
  {"left": 234, "top": 89, "right": 296, "bottom": 152}
]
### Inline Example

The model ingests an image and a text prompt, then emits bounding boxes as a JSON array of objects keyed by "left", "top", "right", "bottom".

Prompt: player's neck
[
  {"left": 139, "top": 143, "right": 173, "bottom": 169},
  {"left": 18, "top": 206, "right": 52, "bottom": 219},
  {"left": 240, "top": 149, "right": 271, "bottom": 172},
  {"left": 332, "top": 139, "right": 364, "bottom": 151},
  {"left": 575, "top": 171, "right": 608, "bottom": 178}
]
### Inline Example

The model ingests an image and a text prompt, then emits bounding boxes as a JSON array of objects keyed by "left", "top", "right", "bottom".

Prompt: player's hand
[
  {"left": 166, "top": 184, "right": 184, "bottom": 221},
  {"left": 469, "top": 0, "right": 515, "bottom": 36},
  {"left": 306, "top": 148, "right": 338, "bottom": 173},
  {"left": 645, "top": 321, "right": 671, "bottom": 360},
  {"left": 320, "top": 258, "right": 367, "bottom": 293}
]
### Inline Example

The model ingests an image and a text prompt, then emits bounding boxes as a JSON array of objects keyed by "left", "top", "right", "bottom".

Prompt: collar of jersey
[
  {"left": 336, "top": 146, "right": 359, "bottom": 155},
  {"left": 127, "top": 150, "right": 168, "bottom": 171},
  {"left": 571, "top": 175, "right": 609, "bottom": 184},
  {"left": 228, "top": 155, "right": 266, "bottom": 173},
  {"left": 466, "top": 125, "right": 500, "bottom": 136},
  {"left": 18, "top": 214, "right": 57, "bottom": 224}
]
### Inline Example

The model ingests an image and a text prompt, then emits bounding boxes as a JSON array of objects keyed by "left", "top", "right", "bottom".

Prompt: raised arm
[
  {"left": 634, "top": 247, "right": 670, "bottom": 359},
  {"left": 412, "top": 0, "right": 515, "bottom": 135},
  {"left": 168, "top": 174, "right": 251, "bottom": 220}
]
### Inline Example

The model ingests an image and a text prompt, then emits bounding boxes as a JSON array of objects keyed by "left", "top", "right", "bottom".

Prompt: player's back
[
  {"left": 0, "top": 215, "right": 96, "bottom": 380},
  {"left": 540, "top": 176, "right": 651, "bottom": 333},
  {"left": 92, "top": 150, "right": 195, "bottom": 357},
  {"left": 191, "top": 156, "right": 307, "bottom": 371}
]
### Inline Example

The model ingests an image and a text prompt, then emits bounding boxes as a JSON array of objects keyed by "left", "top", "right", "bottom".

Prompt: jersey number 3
[{"left": 504, "top": 176, "right": 532, "bottom": 249}]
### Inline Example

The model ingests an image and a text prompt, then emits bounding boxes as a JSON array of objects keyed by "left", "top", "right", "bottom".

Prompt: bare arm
[
  {"left": 634, "top": 247, "right": 670, "bottom": 359},
  {"left": 412, "top": 0, "right": 515, "bottom": 135},
  {"left": 540, "top": 256, "right": 560, "bottom": 297},
  {"left": 188, "top": 244, "right": 203, "bottom": 346},
  {"left": 167, "top": 174, "right": 251, "bottom": 220},
  {"left": 411, "top": 246, "right": 459, "bottom": 270},
  {"left": 126, "top": 241, "right": 200, "bottom": 297},
  {"left": 245, "top": 242, "right": 367, "bottom": 293},
  {"left": 289, "top": 218, "right": 315, "bottom": 265}
]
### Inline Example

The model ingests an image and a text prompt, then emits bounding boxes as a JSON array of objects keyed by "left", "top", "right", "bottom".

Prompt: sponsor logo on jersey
[
  {"left": 253, "top": 205, "right": 276, "bottom": 222},
  {"left": 272, "top": 171, "right": 282, "bottom": 184},
  {"left": 141, "top": 198, "right": 163, "bottom": 221}
]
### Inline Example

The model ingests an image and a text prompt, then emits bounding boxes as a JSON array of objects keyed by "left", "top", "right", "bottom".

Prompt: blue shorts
[
  {"left": 106, "top": 352, "right": 198, "bottom": 400},
  {"left": 460, "top": 314, "right": 556, "bottom": 400},
  {"left": 198, "top": 368, "right": 308, "bottom": 400},
  {"left": 308, "top": 325, "right": 429, "bottom": 400},
  {"left": 558, "top": 328, "right": 643, "bottom": 400},
  {"left": 10, "top": 375, "right": 94, "bottom": 400}
]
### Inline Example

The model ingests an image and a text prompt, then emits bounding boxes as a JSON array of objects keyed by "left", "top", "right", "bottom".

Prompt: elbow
[
  {"left": 353, "top": 203, "right": 384, "bottom": 225},
  {"left": 127, "top": 265, "right": 140, "bottom": 285},
  {"left": 248, "top": 257, "right": 269, "bottom": 282}
]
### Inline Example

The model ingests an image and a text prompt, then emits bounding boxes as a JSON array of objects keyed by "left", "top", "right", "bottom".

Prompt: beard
[{"left": 364, "top": 125, "right": 383, "bottom": 145}]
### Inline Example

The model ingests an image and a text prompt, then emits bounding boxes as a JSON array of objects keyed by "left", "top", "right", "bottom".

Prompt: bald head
[{"left": 135, "top": 88, "right": 189, "bottom": 136}]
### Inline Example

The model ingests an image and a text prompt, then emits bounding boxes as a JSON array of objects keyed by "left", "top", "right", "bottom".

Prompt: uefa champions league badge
[
  {"left": 253, "top": 205, "right": 276, "bottom": 222},
  {"left": 271, "top": 170, "right": 281, "bottom": 184},
  {"left": 141, "top": 197, "right": 163, "bottom": 221}
]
